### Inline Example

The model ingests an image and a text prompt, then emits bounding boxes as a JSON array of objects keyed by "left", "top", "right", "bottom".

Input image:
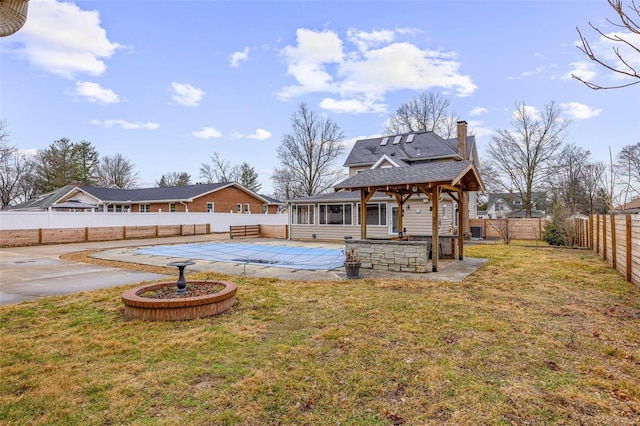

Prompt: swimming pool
[{"left": 133, "top": 242, "right": 345, "bottom": 271}]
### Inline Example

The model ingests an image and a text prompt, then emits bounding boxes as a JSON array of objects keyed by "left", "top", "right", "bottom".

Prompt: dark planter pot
[{"left": 344, "top": 261, "right": 361, "bottom": 279}]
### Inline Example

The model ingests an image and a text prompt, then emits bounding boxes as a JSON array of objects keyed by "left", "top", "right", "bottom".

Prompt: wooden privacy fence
[
  {"left": 0, "top": 224, "right": 211, "bottom": 247},
  {"left": 574, "top": 214, "right": 640, "bottom": 288},
  {"left": 469, "top": 218, "right": 546, "bottom": 240}
]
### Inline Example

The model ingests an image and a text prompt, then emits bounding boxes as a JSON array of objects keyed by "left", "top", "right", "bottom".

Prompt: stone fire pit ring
[{"left": 122, "top": 280, "right": 237, "bottom": 321}]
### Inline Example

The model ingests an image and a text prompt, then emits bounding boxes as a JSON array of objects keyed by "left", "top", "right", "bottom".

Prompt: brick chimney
[{"left": 457, "top": 120, "right": 468, "bottom": 160}]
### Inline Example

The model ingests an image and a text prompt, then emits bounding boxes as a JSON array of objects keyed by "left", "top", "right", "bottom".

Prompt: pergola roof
[{"left": 333, "top": 160, "right": 484, "bottom": 193}]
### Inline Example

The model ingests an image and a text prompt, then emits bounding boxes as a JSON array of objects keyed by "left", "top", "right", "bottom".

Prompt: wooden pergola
[{"left": 334, "top": 160, "right": 484, "bottom": 272}]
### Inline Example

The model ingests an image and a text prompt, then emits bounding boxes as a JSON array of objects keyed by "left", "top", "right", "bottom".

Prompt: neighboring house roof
[
  {"left": 259, "top": 194, "right": 283, "bottom": 204},
  {"left": 343, "top": 131, "right": 475, "bottom": 168},
  {"left": 10, "top": 182, "right": 278, "bottom": 210},
  {"left": 617, "top": 198, "right": 640, "bottom": 212},
  {"left": 50, "top": 200, "right": 98, "bottom": 210},
  {"left": 486, "top": 191, "right": 547, "bottom": 217},
  {"left": 8, "top": 185, "right": 77, "bottom": 210}
]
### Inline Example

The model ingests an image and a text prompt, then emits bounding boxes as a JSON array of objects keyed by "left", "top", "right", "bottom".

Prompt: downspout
[{"left": 179, "top": 201, "right": 189, "bottom": 212}]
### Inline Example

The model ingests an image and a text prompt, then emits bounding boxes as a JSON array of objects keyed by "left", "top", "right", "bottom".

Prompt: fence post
[
  {"left": 603, "top": 215, "right": 607, "bottom": 261},
  {"left": 611, "top": 214, "right": 616, "bottom": 270},
  {"left": 596, "top": 215, "right": 600, "bottom": 255},
  {"left": 626, "top": 214, "right": 632, "bottom": 282}
]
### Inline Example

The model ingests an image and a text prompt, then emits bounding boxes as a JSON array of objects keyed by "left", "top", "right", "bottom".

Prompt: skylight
[
  {"left": 380, "top": 137, "right": 389, "bottom": 146},
  {"left": 392, "top": 136, "right": 401, "bottom": 144},
  {"left": 406, "top": 134, "right": 415, "bottom": 142}
]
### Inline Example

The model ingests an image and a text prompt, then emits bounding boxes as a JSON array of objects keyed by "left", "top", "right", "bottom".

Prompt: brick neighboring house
[
  {"left": 10, "top": 182, "right": 281, "bottom": 214},
  {"left": 288, "top": 121, "right": 482, "bottom": 240}
]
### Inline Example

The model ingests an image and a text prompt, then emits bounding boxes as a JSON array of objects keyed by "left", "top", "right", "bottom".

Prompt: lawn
[{"left": 1, "top": 244, "right": 639, "bottom": 425}]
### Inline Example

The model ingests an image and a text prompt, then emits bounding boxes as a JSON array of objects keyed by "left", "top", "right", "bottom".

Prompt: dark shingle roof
[
  {"left": 80, "top": 183, "right": 233, "bottom": 202},
  {"left": 288, "top": 191, "right": 392, "bottom": 203},
  {"left": 344, "top": 132, "right": 475, "bottom": 167},
  {"left": 8, "top": 185, "right": 76, "bottom": 209},
  {"left": 334, "top": 161, "right": 479, "bottom": 190},
  {"left": 487, "top": 192, "right": 547, "bottom": 212}
]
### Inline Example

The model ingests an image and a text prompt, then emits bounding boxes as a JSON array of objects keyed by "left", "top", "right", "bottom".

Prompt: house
[
  {"left": 484, "top": 191, "right": 547, "bottom": 219},
  {"left": 288, "top": 121, "right": 483, "bottom": 241},
  {"left": 10, "top": 182, "right": 281, "bottom": 214},
  {"left": 616, "top": 197, "right": 640, "bottom": 214}
]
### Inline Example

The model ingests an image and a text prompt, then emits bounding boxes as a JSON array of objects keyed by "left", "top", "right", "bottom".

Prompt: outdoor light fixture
[{"left": 0, "top": 0, "right": 29, "bottom": 37}]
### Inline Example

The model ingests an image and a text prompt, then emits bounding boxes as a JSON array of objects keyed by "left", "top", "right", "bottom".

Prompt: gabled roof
[
  {"left": 487, "top": 192, "right": 547, "bottom": 213},
  {"left": 10, "top": 182, "right": 279, "bottom": 209},
  {"left": 334, "top": 161, "right": 484, "bottom": 193},
  {"left": 344, "top": 131, "right": 475, "bottom": 167},
  {"left": 8, "top": 185, "right": 77, "bottom": 210},
  {"left": 78, "top": 182, "right": 237, "bottom": 203}
]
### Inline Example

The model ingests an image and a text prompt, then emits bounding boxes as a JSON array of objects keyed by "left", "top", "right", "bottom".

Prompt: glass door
[{"left": 389, "top": 206, "right": 398, "bottom": 234}]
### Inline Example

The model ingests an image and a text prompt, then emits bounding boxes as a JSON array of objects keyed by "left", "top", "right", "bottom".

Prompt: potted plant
[{"left": 344, "top": 247, "right": 361, "bottom": 279}]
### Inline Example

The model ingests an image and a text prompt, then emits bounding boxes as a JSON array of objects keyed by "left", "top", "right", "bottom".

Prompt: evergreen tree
[{"left": 238, "top": 162, "right": 261, "bottom": 192}]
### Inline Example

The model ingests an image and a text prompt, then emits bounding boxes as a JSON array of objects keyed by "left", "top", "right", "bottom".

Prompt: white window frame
[
  {"left": 206, "top": 202, "right": 214, "bottom": 213},
  {"left": 139, "top": 204, "right": 150, "bottom": 213},
  {"left": 244, "top": 203, "right": 250, "bottom": 213},
  {"left": 356, "top": 202, "right": 387, "bottom": 226},
  {"left": 292, "top": 204, "right": 314, "bottom": 225},
  {"left": 318, "top": 203, "right": 352, "bottom": 226},
  {"left": 169, "top": 203, "right": 176, "bottom": 213},
  {"left": 236, "top": 203, "right": 242, "bottom": 213}
]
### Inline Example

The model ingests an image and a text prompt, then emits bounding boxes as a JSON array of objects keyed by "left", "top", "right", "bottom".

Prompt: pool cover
[{"left": 134, "top": 243, "right": 345, "bottom": 271}]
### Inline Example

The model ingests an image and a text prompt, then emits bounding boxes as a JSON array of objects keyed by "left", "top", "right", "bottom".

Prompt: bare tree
[
  {"left": 274, "top": 103, "right": 346, "bottom": 197},
  {"left": 478, "top": 157, "right": 501, "bottom": 193},
  {"left": 547, "top": 144, "right": 592, "bottom": 214},
  {"left": 488, "top": 101, "right": 570, "bottom": 217},
  {"left": 199, "top": 152, "right": 240, "bottom": 183},
  {"left": 156, "top": 172, "right": 191, "bottom": 187},
  {"left": 583, "top": 161, "right": 607, "bottom": 214},
  {"left": 386, "top": 91, "right": 458, "bottom": 137},
  {"left": 574, "top": 0, "right": 640, "bottom": 89},
  {"left": 616, "top": 142, "right": 640, "bottom": 206},
  {"left": 271, "top": 167, "right": 303, "bottom": 201},
  {"left": 95, "top": 154, "right": 139, "bottom": 188},
  {"left": 0, "top": 122, "right": 35, "bottom": 207}
]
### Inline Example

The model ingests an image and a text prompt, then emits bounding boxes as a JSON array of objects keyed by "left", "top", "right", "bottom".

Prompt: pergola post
[
  {"left": 431, "top": 185, "right": 440, "bottom": 272},
  {"left": 458, "top": 190, "right": 464, "bottom": 260},
  {"left": 359, "top": 189, "right": 374, "bottom": 239}
]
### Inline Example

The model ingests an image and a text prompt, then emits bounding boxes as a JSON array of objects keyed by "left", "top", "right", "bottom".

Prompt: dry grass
[{"left": 1, "top": 244, "right": 639, "bottom": 425}]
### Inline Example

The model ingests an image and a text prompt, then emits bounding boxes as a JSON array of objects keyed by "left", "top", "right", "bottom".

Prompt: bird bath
[{"left": 121, "top": 261, "right": 237, "bottom": 321}]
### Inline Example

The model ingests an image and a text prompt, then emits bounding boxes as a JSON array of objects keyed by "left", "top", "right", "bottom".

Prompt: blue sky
[{"left": 1, "top": 0, "right": 639, "bottom": 195}]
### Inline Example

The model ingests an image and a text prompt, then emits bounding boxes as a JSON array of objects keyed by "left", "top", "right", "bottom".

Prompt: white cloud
[
  {"left": 467, "top": 120, "right": 493, "bottom": 139},
  {"left": 192, "top": 127, "right": 222, "bottom": 139},
  {"left": 561, "top": 102, "right": 602, "bottom": 120},
  {"left": 347, "top": 28, "right": 395, "bottom": 52},
  {"left": 247, "top": 129, "right": 272, "bottom": 140},
  {"left": 90, "top": 119, "right": 159, "bottom": 130},
  {"left": 277, "top": 27, "right": 477, "bottom": 112},
  {"left": 515, "top": 105, "right": 542, "bottom": 121},
  {"left": 470, "top": 107, "right": 488, "bottom": 116},
  {"left": 564, "top": 61, "right": 597, "bottom": 81},
  {"left": 10, "top": 0, "right": 122, "bottom": 79},
  {"left": 74, "top": 81, "right": 119, "bottom": 104},
  {"left": 319, "top": 97, "right": 386, "bottom": 114},
  {"left": 230, "top": 47, "right": 250, "bottom": 68},
  {"left": 171, "top": 82, "right": 205, "bottom": 107}
]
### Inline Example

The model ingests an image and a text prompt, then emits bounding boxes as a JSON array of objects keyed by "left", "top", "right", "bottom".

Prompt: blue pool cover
[{"left": 134, "top": 243, "right": 345, "bottom": 271}]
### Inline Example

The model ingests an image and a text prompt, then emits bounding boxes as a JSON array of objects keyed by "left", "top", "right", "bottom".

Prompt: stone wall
[{"left": 345, "top": 239, "right": 430, "bottom": 273}]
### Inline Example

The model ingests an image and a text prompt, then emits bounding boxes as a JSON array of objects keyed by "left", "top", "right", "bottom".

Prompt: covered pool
[{"left": 133, "top": 242, "right": 345, "bottom": 271}]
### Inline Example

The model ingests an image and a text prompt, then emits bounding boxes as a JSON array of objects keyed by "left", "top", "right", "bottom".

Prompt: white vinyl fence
[{"left": 0, "top": 211, "right": 287, "bottom": 232}]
